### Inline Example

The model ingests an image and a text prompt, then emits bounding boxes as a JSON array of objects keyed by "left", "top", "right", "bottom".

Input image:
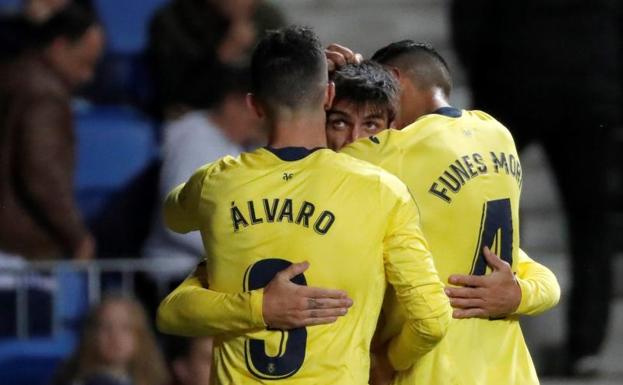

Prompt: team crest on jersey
[
  {"left": 369, "top": 136, "right": 380, "bottom": 144},
  {"left": 267, "top": 363, "right": 276, "bottom": 374}
]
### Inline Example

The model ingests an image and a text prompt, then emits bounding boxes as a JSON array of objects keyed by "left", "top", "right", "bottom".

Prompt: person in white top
[{"left": 143, "top": 67, "right": 263, "bottom": 284}]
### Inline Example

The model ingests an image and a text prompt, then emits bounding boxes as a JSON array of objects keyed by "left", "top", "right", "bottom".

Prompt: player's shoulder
[
  {"left": 465, "top": 109, "right": 512, "bottom": 132},
  {"left": 341, "top": 128, "right": 403, "bottom": 156},
  {"left": 188, "top": 153, "right": 241, "bottom": 182},
  {"left": 331, "top": 151, "right": 410, "bottom": 198}
]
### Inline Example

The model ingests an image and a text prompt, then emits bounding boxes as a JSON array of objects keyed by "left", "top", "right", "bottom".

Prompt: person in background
[
  {"left": 0, "top": 0, "right": 79, "bottom": 64},
  {"left": 54, "top": 296, "right": 169, "bottom": 385},
  {"left": 147, "top": 0, "right": 285, "bottom": 118},
  {"left": 165, "top": 336, "right": 213, "bottom": 385},
  {"left": 0, "top": 6, "right": 104, "bottom": 259},
  {"left": 24, "top": 0, "right": 69, "bottom": 22},
  {"left": 0, "top": 3, "right": 101, "bottom": 261},
  {"left": 451, "top": 0, "right": 621, "bottom": 376},
  {"left": 0, "top": 3, "right": 103, "bottom": 336},
  {"left": 141, "top": 65, "right": 262, "bottom": 285}
]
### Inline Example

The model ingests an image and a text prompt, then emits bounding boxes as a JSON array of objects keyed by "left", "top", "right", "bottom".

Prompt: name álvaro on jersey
[{"left": 231, "top": 199, "right": 336, "bottom": 235}]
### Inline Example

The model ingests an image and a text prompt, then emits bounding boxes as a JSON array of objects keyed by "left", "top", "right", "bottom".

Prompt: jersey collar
[
  {"left": 433, "top": 106, "right": 462, "bottom": 118},
  {"left": 264, "top": 146, "right": 325, "bottom": 161}
]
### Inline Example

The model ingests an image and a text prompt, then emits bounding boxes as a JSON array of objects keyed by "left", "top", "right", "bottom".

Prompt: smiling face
[{"left": 326, "top": 99, "right": 393, "bottom": 150}]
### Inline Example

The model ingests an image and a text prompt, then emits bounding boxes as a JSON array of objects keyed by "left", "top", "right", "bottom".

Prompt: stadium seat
[
  {"left": 92, "top": 0, "right": 169, "bottom": 54},
  {"left": 74, "top": 104, "right": 159, "bottom": 221},
  {"left": 0, "top": 265, "right": 86, "bottom": 385},
  {"left": 0, "top": 336, "right": 77, "bottom": 385}
]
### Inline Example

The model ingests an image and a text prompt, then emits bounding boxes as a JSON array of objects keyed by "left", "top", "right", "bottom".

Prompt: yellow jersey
[
  {"left": 342, "top": 107, "right": 547, "bottom": 385},
  {"left": 163, "top": 146, "right": 451, "bottom": 385}
]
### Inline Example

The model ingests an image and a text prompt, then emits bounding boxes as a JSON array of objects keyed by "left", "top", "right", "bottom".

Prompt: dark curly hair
[{"left": 331, "top": 60, "right": 400, "bottom": 123}]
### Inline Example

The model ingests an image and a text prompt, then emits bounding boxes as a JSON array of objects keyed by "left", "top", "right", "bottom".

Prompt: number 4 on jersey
[{"left": 471, "top": 198, "right": 513, "bottom": 276}]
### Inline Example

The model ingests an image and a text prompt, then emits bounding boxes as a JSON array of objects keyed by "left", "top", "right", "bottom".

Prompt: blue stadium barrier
[
  {"left": 0, "top": 265, "right": 86, "bottom": 385},
  {"left": 92, "top": 0, "right": 169, "bottom": 54},
  {"left": 0, "top": 336, "right": 77, "bottom": 385},
  {"left": 74, "top": 104, "right": 159, "bottom": 221}
]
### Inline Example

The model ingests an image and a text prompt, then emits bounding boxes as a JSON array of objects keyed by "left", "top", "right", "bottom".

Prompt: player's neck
[
  {"left": 427, "top": 88, "right": 450, "bottom": 113},
  {"left": 267, "top": 110, "right": 327, "bottom": 149},
  {"left": 399, "top": 87, "right": 451, "bottom": 128}
]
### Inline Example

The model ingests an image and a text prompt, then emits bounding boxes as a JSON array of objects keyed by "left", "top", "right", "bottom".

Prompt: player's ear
[
  {"left": 246, "top": 93, "right": 264, "bottom": 119},
  {"left": 324, "top": 81, "right": 336, "bottom": 110},
  {"left": 388, "top": 118, "right": 397, "bottom": 129},
  {"left": 389, "top": 66, "right": 400, "bottom": 79}
]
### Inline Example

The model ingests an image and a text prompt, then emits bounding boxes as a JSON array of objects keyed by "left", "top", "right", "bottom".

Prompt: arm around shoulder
[{"left": 157, "top": 261, "right": 265, "bottom": 337}]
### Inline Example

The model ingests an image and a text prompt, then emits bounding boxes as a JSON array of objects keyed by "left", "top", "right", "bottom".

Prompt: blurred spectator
[
  {"left": 0, "top": 4, "right": 103, "bottom": 337},
  {"left": 165, "top": 336, "right": 213, "bottom": 385},
  {"left": 0, "top": 3, "right": 102, "bottom": 261},
  {"left": 54, "top": 296, "right": 169, "bottom": 385},
  {"left": 451, "top": 0, "right": 622, "bottom": 376},
  {"left": 142, "top": 66, "right": 262, "bottom": 285},
  {"left": 24, "top": 0, "right": 69, "bottom": 22},
  {"left": 146, "top": 0, "right": 285, "bottom": 117},
  {"left": 0, "top": 14, "right": 33, "bottom": 63}
]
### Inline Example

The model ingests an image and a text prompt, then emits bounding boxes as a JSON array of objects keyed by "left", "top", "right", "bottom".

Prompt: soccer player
[
  {"left": 159, "top": 42, "right": 559, "bottom": 384},
  {"left": 331, "top": 41, "right": 560, "bottom": 385},
  {"left": 325, "top": 56, "right": 557, "bottom": 322},
  {"left": 160, "top": 26, "right": 451, "bottom": 384},
  {"left": 325, "top": 60, "right": 400, "bottom": 150}
]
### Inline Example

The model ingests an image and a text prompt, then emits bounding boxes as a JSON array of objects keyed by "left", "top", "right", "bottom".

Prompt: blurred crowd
[{"left": 0, "top": 0, "right": 284, "bottom": 383}]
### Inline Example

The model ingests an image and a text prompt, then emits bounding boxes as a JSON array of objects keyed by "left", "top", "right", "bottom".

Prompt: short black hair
[
  {"left": 251, "top": 25, "right": 326, "bottom": 112},
  {"left": 331, "top": 60, "right": 400, "bottom": 123},
  {"left": 371, "top": 40, "right": 452, "bottom": 96},
  {"left": 33, "top": 4, "right": 98, "bottom": 49}
]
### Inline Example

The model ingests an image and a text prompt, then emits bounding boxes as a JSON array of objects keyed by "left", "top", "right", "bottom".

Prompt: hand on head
[{"left": 325, "top": 43, "right": 363, "bottom": 72}]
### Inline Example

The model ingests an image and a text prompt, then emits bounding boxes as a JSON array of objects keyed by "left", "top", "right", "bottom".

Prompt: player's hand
[
  {"left": 325, "top": 43, "right": 364, "bottom": 72},
  {"left": 262, "top": 261, "right": 353, "bottom": 329},
  {"left": 370, "top": 343, "right": 395, "bottom": 385},
  {"left": 445, "top": 246, "right": 521, "bottom": 319}
]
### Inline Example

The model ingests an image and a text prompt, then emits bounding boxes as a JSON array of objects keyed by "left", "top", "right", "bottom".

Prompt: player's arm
[
  {"left": 513, "top": 249, "right": 561, "bottom": 315},
  {"left": 445, "top": 248, "right": 560, "bottom": 318},
  {"left": 157, "top": 260, "right": 265, "bottom": 337},
  {"left": 380, "top": 175, "right": 452, "bottom": 371},
  {"left": 157, "top": 261, "right": 353, "bottom": 337},
  {"left": 163, "top": 164, "right": 212, "bottom": 233}
]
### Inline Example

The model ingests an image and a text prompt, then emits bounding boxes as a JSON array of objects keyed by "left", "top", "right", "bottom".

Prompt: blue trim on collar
[
  {"left": 265, "top": 146, "right": 325, "bottom": 161},
  {"left": 433, "top": 107, "right": 462, "bottom": 118}
]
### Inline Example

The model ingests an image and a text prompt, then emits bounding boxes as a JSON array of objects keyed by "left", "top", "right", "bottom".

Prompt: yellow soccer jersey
[
  {"left": 164, "top": 147, "right": 451, "bottom": 385},
  {"left": 342, "top": 107, "right": 540, "bottom": 385}
]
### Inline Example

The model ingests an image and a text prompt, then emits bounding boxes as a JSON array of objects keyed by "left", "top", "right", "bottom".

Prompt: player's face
[{"left": 326, "top": 100, "right": 391, "bottom": 150}]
